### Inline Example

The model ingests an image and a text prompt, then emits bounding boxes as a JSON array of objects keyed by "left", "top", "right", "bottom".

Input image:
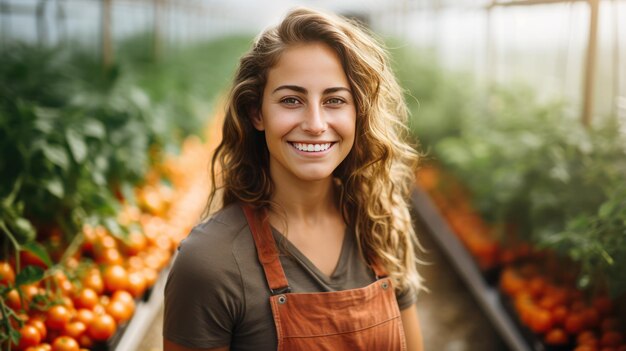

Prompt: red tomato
[
  {"left": 82, "top": 271, "right": 104, "bottom": 295},
  {"left": 73, "top": 289, "right": 98, "bottom": 310},
  {"left": 126, "top": 271, "right": 147, "bottom": 298},
  {"left": 46, "top": 305, "right": 72, "bottom": 330},
  {"left": 77, "top": 334, "right": 94, "bottom": 349},
  {"left": 544, "top": 328, "right": 568, "bottom": 345},
  {"left": 74, "top": 309, "right": 94, "bottom": 326},
  {"left": 123, "top": 231, "right": 147, "bottom": 256},
  {"left": 17, "top": 324, "right": 42, "bottom": 349},
  {"left": 99, "top": 248, "right": 123, "bottom": 265},
  {"left": 529, "top": 308, "right": 553, "bottom": 334},
  {"left": 0, "top": 261, "right": 15, "bottom": 285},
  {"left": 6, "top": 288, "right": 23, "bottom": 310},
  {"left": 102, "top": 265, "right": 128, "bottom": 293},
  {"left": 63, "top": 321, "right": 87, "bottom": 340},
  {"left": 105, "top": 300, "right": 133, "bottom": 324},
  {"left": 552, "top": 305, "right": 569, "bottom": 326},
  {"left": 20, "top": 251, "right": 48, "bottom": 269},
  {"left": 111, "top": 291, "right": 134, "bottom": 306},
  {"left": 29, "top": 318, "right": 48, "bottom": 341},
  {"left": 51, "top": 336, "right": 80, "bottom": 351},
  {"left": 565, "top": 313, "right": 586, "bottom": 335},
  {"left": 87, "top": 313, "right": 116, "bottom": 341}
]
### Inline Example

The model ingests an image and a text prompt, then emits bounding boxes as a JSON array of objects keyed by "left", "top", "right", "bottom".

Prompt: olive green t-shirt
[{"left": 163, "top": 204, "right": 416, "bottom": 351}]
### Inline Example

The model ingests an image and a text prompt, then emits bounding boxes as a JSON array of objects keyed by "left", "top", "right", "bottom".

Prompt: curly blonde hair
[{"left": 206, "top": 7, "right": 423, "bottom": 294}]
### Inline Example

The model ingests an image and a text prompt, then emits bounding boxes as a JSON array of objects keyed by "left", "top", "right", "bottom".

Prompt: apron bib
[{"left": 242, "top": 205, "right": 407, "bottom": 351}]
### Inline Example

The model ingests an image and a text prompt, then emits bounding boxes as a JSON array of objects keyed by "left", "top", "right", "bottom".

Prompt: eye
[
  {"left": 324, "top": 97, "right": 345, "bottom": 106},
  {"left": 280, "top": 97, "right": 301, "bottom": 106}
]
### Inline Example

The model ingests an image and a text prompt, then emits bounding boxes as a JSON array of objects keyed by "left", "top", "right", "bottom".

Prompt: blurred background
[{"left": 1, "top": 1, "right": 625, "bottom": 351}]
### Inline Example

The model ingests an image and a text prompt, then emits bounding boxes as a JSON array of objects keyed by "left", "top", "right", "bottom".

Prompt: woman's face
[{"left": 253, "top": 42, "right": 356, "bottom": 183}]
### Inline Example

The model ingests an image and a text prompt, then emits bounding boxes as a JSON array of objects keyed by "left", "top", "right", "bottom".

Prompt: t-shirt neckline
[{"left": 270, "top": 226, "right": 352, "bottom": 285}]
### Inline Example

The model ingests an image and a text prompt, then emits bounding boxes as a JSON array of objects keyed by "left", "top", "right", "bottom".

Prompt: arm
[
  {"left": 164, "top": 338, "right": 229, "bottom": 351},
  {"left": 401, "top": 304, "right": 424, "bottom": 351}
]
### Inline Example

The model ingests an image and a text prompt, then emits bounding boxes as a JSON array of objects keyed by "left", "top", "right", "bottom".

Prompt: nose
[{"left": 301, "top": 105, "right": 327, "bottom": 135}]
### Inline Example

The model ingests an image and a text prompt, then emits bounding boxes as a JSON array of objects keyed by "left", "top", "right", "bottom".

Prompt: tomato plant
[{"left": 0, "top": 35, "right": 251, "bottom": 350}]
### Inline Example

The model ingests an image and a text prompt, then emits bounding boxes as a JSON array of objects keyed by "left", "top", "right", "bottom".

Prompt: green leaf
[
  {"left": 83, "top": 118, "right": 106, "bottom": 139},
  {"left": 14, "top": 217, "right": 36, "bottom": 243},
  {"left": 66, "top": 129, "right": 87, "bottom": 163},
  {"left": 15, "top": 265, "right": 44, "bottom": 286},
  {"left": 34, "top": 118, "right": 55, "bottom": 133},
  {"left": 42, "top": 143, "right": 69, "bottom": 170},
  {"left": 45, "top": 177, "right": 64, "bottom": 198},
  {"left": 22, "top": 241, "right": 53, "bottom": 267},
  {"left": 598, "top": 202, "right": 614, "bottom": 219}
]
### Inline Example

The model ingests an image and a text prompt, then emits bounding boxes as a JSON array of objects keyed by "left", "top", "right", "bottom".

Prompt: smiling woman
[
  {"left": 253, "top": 42, "right": 356, "bottom": 183},
  {"left": 164, "top": 7, "right": 424, "bottom": 351}
]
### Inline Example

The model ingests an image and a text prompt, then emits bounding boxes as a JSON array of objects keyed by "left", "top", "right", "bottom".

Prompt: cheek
[{"left": 340, "top": 111, "right": 357, "bottom": 145}]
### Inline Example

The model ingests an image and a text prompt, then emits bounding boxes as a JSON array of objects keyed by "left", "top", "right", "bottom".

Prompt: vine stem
[
  {"left": 58, "top": 230, "right": 84, "bottom": 268},
  {"left": 0, "top": 221, "right": 21, "bottom": 274},
  {"left": 0, "top": 295, "right": 18, "bottom": 351}
]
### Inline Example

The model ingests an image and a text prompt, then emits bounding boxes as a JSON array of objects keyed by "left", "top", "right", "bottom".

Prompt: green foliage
[
  {"left": 117, "top": 34, "right": 253, "bottom": 146},
  {"left": 391, "top": 44, "right": 626, "bottom": 295},
  {"left": 0, "top": 34, "right": 253, "bottom": 263},
  {"left": 539, "top": 184, "right": 626, "bottom": 297},
  {"left": 388, "top": 43, "right": 471, "bottom": 148},
  {"left": 0, "top": 45, "right": 152, "bottom": 250}
]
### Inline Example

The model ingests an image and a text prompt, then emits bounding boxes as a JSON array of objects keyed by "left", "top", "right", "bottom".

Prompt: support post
[
  {"left": 102, "top": 0, "right": 113, "bottom": 69},
  {"left": 581, "top": 0, "right": 599, "bottom": 127},
  {"left": 153, "top": 0, "right": 162, "bottom": 62}
]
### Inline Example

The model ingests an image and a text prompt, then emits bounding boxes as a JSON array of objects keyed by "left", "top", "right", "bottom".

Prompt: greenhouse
[{"left": 1, "top": 0, "right": 625, "bottom": 350}]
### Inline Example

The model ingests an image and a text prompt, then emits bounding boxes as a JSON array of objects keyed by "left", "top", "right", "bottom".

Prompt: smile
[{"left": 289, "top": 142, "right": 334, "bottom": 152}]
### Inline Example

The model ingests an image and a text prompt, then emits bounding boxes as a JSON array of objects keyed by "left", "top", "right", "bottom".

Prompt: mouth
[{"left": 288, "top": 142, "right": 335, "bottom": 153}]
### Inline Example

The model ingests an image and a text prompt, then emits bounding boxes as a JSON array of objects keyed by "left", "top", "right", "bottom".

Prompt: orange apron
[{"left": 242, "top": 205, "right": 407, "bottom": 351}]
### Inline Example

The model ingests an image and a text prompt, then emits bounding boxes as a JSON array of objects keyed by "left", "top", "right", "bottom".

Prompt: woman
[{"left": 164, "top": 7, "right": 423, "bottom": 351}]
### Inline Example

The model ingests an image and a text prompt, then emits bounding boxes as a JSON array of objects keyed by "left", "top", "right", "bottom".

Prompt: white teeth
[{"left": 292, "top": 142, "right": 332, "bottom": 152}]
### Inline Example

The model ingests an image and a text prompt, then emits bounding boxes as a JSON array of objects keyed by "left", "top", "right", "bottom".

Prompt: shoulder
[
  {"left": 178, "top": 203, "right": 247, "bottom": 256},
  {"left": 168, "top": 204, "right": 249, "bottom": 286},
  {"left": 163, "top": 204, "right": 252, "bottom": 347}
]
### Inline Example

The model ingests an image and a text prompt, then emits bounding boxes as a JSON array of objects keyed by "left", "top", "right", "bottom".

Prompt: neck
[{"left": 269, "top": 169, "right": 340, "bottom": 229}]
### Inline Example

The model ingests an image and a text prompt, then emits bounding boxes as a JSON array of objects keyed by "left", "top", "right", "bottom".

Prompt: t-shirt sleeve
[
  {"left": 163, "top": 223, "right": 244, "bottom": 349},
  {"left": 395, "top": 283, "right": 418, "bottom": 311}
]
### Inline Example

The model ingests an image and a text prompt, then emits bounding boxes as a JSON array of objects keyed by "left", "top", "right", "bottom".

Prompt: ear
[{"left": 250, "top": 107, "right": 265, "bottom": 131}]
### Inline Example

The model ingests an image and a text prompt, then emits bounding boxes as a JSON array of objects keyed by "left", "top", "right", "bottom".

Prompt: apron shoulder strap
[{"left": 241, "top": 204, "right": 291, "bottom": 295}]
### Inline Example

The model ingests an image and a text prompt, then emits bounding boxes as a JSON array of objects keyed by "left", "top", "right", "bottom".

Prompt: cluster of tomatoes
[
  {"left": 1, "top": 116, "right": 217, "bottom": 351},
  {"left": 1, "top": 214, "right": 177, "bottom": 351},
  {"left": 0, "top": 181, "right": 184, "bottom": 351},
  {"left": 500, "top": 261, "right": 626, "bottom": 351}
]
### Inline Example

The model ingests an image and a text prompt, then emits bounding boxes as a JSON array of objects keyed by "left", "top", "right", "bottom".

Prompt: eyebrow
[{"left": 272, "top": 85, "right": 352, "bottom": 95}]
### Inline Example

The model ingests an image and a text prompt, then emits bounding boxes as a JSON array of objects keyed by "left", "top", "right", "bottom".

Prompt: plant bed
[
  {"left": 416, "top": 164, "right": 532, "bottom": 285},
  {"left": 411, "top": 185, "right": 533, "bottom": 351},
  {"left": 413, "top": 179, "right": 626, "bottom": 351}
]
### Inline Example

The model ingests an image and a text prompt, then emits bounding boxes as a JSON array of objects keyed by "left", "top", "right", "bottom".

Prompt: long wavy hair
[{"left": 206, "top": 7, "right": 423, "bottom": 294}]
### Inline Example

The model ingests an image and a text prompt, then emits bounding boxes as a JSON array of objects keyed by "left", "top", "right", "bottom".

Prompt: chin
[{"left": 293, "top": 169, "right": 335, "bottom": 182}]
